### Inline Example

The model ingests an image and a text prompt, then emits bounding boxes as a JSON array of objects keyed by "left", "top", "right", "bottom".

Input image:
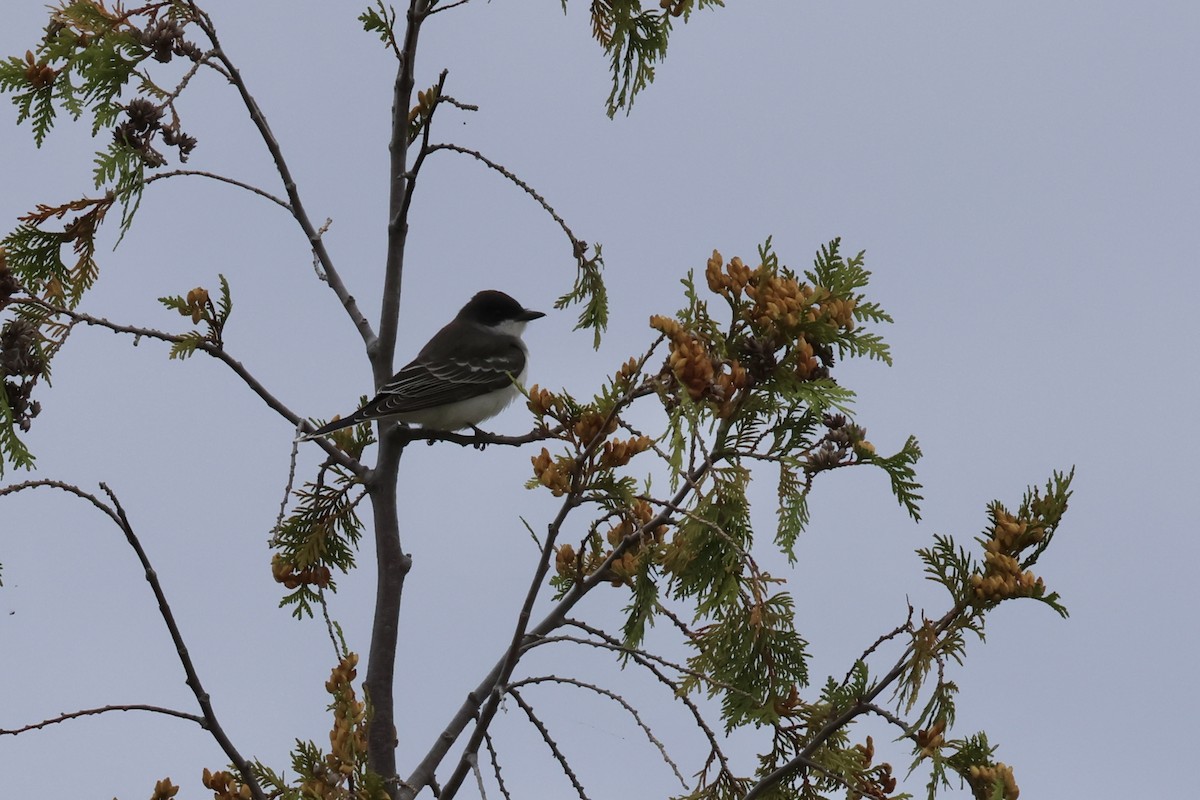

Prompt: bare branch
[
  {"left": 13, "top": 297, "right": 364, "bottom": 476},
  {"left": 482, "top": 730, "right": 512, "bottom": 800},
  {"left": 188, "top": 2, "right": 376, "bottom": 350},
  {"left": 428, "top": 142, "right": 589, "bottom": 264},
  {"left": 0, "top": 479, "right": 265, "bottom": 800},
  {"left": 271, "top": 434, "right": 302, "bottom": 545},
  {"left": 143, "top": 169, "right": 291, "bottom": 210},
  {"left": 395, "top": 423, "right": 563, "bottom": 448},
  {"left": 375, "top": 0, "right": 434, "bottom": 381},
  {"left": 840, "top": 604, "right": 914, "bottom": 688},
  {"left": 865, "top": 702, "right": 918, "bottom": 738},
  {"left": 508, "top": 688, "right": 590, "bottom": 800},
  {"left": 509, "top": 675, "right": 688, "bottom": 789},
  {"left": 0, "top": 704, "right": 204, "bottom": 736},
  {"left": 98, "top": 483, "right": 267, "bottom": 800},
  {"left": 538, "top": 625, "right": 757, "bottom": 707},
  {"left": 0, "top": 479, "right": 120, "bottom": 525},
  {"left": 427, "top": 0, "right": 472, "bottom": 15}
]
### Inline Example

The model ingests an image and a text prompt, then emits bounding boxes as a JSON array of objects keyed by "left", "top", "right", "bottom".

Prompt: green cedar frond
[
  {"left": 918, "top": 534, "right": 976, "bottom": 601},
  {"left": 273, "top": 469, "right": 365, "bottom": 619},
  {"left": 664, "top": 466, "right": 750, "bottom": 615},
  {"left": 686, "top": 592, "right": 809, "bottom": 731},
  {"left": 167, "top": 331, "right": 204, "bottom": 360},
  {"left": 774, "top": 458, "right": 809, "bottom": 560},
  {"left": 554, "top": 243, "right": 608, "bottom": 349},
  {"left": 621, "top": 561, "right": 659, "bottom": 648},
  {"left": 865, "top": 435, "right": 923, "bottom": 521},
  {"left": 0, "top": 387, "right": 37, "bottom": 476},
  {"left": 215, "top": 274, "right": 233, "bottom": 327},
  {"left": 358, "top": 2, "right": 397, "bottom": 48},
  {"left": 1016, "top": 467, "right": 1074, "bottom": 570}
]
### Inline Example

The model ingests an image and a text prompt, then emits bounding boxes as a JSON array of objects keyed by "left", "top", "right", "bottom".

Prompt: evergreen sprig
[
  {"left": 0, "top": 2, "right": 207, "bottom": 472},
  {"left": 271, "top": 467, "right": 366, "bottom": 619},
  {"left": 574, "top": 0, "right": 725, "bottom": 117},
  {"left": 157, "top": 274, "right": 233, "bottom": 359},
  {"left": 554, "top": 243, "right": 609, "bottom": 350}
]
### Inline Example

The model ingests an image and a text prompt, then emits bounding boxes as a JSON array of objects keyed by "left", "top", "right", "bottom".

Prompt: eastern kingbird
[{"left": 301, "top": 290, "right": 545, "bottom": 440}]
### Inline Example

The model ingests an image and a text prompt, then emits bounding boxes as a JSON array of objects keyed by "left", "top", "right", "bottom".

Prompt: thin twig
[
  {"left": 509, "top": 675, "right": 688, "bottom": 788},
  {"left": 537, "top": 626, "right": 756, "bottom": 706},
  {"left": 13, "top": 297, "right": 364, "bottom": 476},
  {"left": 0, "top": 704, "right": 205, "bottom": 735},
  {"left": 482, "top": 729, "right": 512, "bottom": 800},
  {"left": 840, "top": 604, "right": 914, "bottom": 688},
  {"left": 508, "top": 688, "right": 590, "bottom": 800},
  {"left": 188, "top": 2, "right": 376, "bottom": 350},
  {"left": 317, "top": 587, "right": 348, "bottom": 662},
  {"left": 143, "top": 169, "right": 290, "bottom": 210},
  {"left": 740, "top": 606, "right": 962, "bottom": 800},
  {"left": 428, "top": 143, "right": 589, "bottom": 262},
  {"left": 865, "top": 703, "right": 917, "bottom": 738},
  {"left": 271, "top": 432, "right": 302, "bottom": 546},
  {"left": 0, "top": 480, "right": 265, "bottom": 799},
  {"left": 426, "top": 0, "right": 471, "bottom": 15},
  {"left": 0, "top": 479, "right": 120, "bottom": 524},
  {"left": 99, "top": 483, "right": 267, "bottom": 800},
  {"left": 549, "top": 621, "right": 735, "bottom": 784},
  {"left": 468, "top": 751, "right": 487, "bottom": 800}
]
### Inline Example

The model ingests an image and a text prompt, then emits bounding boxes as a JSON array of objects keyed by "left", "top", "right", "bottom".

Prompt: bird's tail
[{"left": 295, "top": 414, "right": 362, "bottom": 442}]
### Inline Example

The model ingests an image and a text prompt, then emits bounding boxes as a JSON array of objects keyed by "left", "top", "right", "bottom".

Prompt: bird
[{"left": 300, "top": 290, "right": 545, "bottom": 440}]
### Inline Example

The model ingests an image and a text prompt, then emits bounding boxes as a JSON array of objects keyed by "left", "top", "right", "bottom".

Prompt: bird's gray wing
[
  {"left": 303, "top": 336, "right": 526, "bottom": 438},
  {"left": 365, "top": 342, "right": 527, "bottom": 415}
]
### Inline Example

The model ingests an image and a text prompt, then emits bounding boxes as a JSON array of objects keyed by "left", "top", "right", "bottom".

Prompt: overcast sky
[{"left": 2, "top": 2, "right": 1198, "bottom": 798}]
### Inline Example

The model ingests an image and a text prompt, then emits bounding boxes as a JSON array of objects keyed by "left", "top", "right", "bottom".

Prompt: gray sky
[{"left": 2, "top": 2, "right": 1198, "bottom": 797}]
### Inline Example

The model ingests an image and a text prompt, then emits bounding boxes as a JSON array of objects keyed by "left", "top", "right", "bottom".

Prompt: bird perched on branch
[{"left": 300, "top": 290, "right": 544, "bottom": 440}]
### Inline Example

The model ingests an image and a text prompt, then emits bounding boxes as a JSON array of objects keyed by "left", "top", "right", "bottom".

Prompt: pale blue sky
[{"left": 2, "top": 3, "right": 1198, "bottom": 798}]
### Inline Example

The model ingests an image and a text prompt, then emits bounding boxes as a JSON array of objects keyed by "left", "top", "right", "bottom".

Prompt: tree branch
[
  {"left": 508, "top": 688, "right": 590, "bottom": 800},
  {"left": 143, "top": 169, "right": 291, "bottom": 210},
  {"left": 428, "top": 143, "right": 590, "bottom": 266},
  {"left": 509, "top": 675, "right": 687, "bottom": 789},
  {"left": 740, "top": 606, "right": 961, "bottom": 800},
  {"left": 482, "top": 729, "right": 512, "bottom": 800},
  {"left": 0, "top": 704, "right": 205, "bottom": 736},
  {"left": 549, "top": 621, "right": 736, "bottom": 783},
  {"left": 0, "top": 480, "right": 266, "bottom": 800},
  {"left": 99, "top": 483, "right": 267, "bottom": 800},
  {"left": 374, "top": 0, "right": 431, "bottom": 380},
  {"left": 188, "top": 2, "right": 376, "bottom": 350},
  {"left": 421, "top": 443, "right": 719, "bottom": 799},
  {"left": 14, "top": 297, "right": 364, "bottom": 476}
]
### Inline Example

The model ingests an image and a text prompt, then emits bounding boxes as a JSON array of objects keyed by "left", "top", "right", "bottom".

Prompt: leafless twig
[
  {"left": 143, "top": 169, "right": 290, "bottom": 210},
  {"left": 188, "top": 1, "right": 376, "bottom": 350},
  {"left": 508, "top": 688, "right": 590, "bottom": 800},
  {"left": 509, "top": 675, "right": 687, "bottom": 788},
  {"left": 426, "top": 0, "right": 472, "bottom": 15},
  {"left": 482, "top": 729, "right": 512, "bottom": 800},
  {"left": 0, "top": 480, "right": 266, "bottom": 800},
  {"left": 13, "top": 296, "right": 364, "bottom": 476},
  {"left": 0, "top": 704, "right": 204, "bottom": 735},
  {"left": 428, "top": 143, "right": 590, "bottom": 265}
]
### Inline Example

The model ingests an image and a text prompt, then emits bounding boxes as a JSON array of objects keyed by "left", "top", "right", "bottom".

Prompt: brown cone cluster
[
  {"left": 967, "top": 762, "right": 1019, "bottom": 800},
  {"left": 272, "top": 553, "right": 332, "bottom": 590},
  {"left": 970, "top": 508, "right": 1046, "bottom": 604}
]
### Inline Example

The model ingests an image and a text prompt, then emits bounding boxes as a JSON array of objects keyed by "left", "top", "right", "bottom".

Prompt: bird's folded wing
[{"left": 370, "top": 344, "right": 527, "bottom": 414}]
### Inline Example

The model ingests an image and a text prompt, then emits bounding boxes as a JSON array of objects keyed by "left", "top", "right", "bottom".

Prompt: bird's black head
[{"left": 458, "top": 290, "right": 545, "bottom": 326}]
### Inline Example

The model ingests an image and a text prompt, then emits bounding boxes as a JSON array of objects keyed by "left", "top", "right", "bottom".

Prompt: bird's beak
[{"left": 520, "top": 308, "right": 546, "bottom": 321}]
